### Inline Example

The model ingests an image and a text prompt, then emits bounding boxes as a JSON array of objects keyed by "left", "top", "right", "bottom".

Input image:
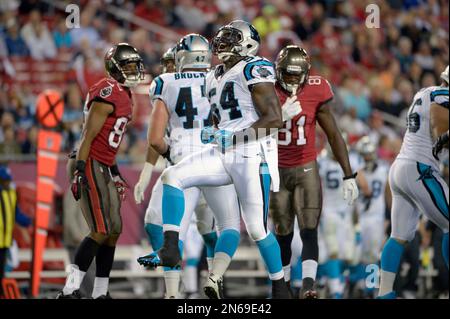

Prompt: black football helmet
[
  {"left": 275, "top": 45, "right": 311, "bottom": 94},
  {"left": 105, "top": 43, "right": 145, "bottom": 87}
]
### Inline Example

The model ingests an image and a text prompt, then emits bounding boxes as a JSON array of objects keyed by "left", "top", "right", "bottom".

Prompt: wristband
[
  {"left": 343, "top": 172, "right": 357, "bottom": 180},
  {"left": 75, "top": 160, "right": 86, "bottom": 173},
  {"left": 110, "top": 164, "right": 120, "bottom": 176}
]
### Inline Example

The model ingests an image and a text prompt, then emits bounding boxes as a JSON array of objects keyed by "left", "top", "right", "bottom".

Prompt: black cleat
[
  {"left": 56, "top": 290, "right": 82, "bottom": 299},
  {"left": 300, "top": 278, "right": 318, "bottom": 299},
  {"left": 95, "top": 292, "right": 112, "bottom": 299},
  {"left": 204, "top": 275, "right": 222, "bottom": 299},
  {"left": 158, "top": 231, "right": 182, "bottom": 268},
  {"left": 271, "top": 279, "right": 291, "bottom": 299}
]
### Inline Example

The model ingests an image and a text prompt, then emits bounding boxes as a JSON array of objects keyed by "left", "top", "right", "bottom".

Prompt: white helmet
[
  {"left": 212, "top": 20, "right": 260, "bottom": 62},
  {"left": 355, "top": 136, "right": 377, "bottom": 162},
  {"left": 441, "top": 65, "right": 449, "bottom": 84},
  {"left": 175, "top": 34, "right": 211, "bottom": 72}
]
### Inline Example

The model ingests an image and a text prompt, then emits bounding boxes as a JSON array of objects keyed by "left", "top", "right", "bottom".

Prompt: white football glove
[
  {"left": 281, "top": 95, "right": 302, "bottom": 122},
  {"left": 134, "top": 162, "right": 153, "bottom": 204},
  {"left": 343, "top": 176, "right": 359, "bottom": 206}
]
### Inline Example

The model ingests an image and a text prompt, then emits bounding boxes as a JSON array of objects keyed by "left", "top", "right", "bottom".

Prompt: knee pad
[
  {"left": 161, "top": 166, "right": 182, "bottom": 189},
  {"left": 300, "top": 228, "right": 319, "bottom": 261},
  {"left": 196, "top": 220, "right": 212, "bottom": 236},
  {"left": 246, "top": 223, "right": 267, "bottom": 242}
]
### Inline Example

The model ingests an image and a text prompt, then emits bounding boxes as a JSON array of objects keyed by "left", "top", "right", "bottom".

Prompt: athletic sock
[
  {"left": 144, "top": 223, "right": 163, "bottom": 251},
  {"left": 164, "top": 269, "right": 181, "bottom": 298},
  {"left": 442, "top": 232, "right": 449, "bottom": 268},
  {"left": 162, "top": 185, "right": 185, "bottom": 232},
  {"left": 92, "top": 244, "right": 116, "bottom": 298},
  {"left": 275, "top": 232, "right": 294, "bottom": 267},
  {"left": 255, "top": 232, "right": 284, "bottom": 280},
  {"left": 211, "top": 229, "right": 240, "bottom": 278},
  {"left": 202, "top": 231, "right": 218, "bottom": 259},
  {"left": 379, "top": 237, "right": 405, "bottom": 296},
  {"left": 183, "top": 260, "right": 199, "bottom": 294},
  {"left": 63, "top": 237, "right": 100, "bottom": 295}
]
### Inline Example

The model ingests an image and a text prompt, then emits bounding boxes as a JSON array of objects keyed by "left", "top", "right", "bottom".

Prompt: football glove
[
  {"left": 110, "top": 164, "right": 129, "bottom": 202},
  {"left": 71, "top": 160, "right": 89, "bottom": 201},
  {"left": 432, "top": 130, "right": 449, "bottom": 160},
  {"left": 343, "top": 172, "right": 359, "bottom": 206},
  {"left": 134, "top": 162, "right": 153, "bottom": 204},
  {"left": 281, "top": 95, "right": 302, "bottom": 122}
]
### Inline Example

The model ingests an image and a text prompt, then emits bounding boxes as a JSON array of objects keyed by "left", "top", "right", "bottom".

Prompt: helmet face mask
[
  {"left": 276, "top": 45, "right": 311, "bottom": 94},
  {"left": 212, "top": 20, "right": 260, "bottom": 62},
  {"left": 105, "top": 43, "right": 145, "bottom": 87}
]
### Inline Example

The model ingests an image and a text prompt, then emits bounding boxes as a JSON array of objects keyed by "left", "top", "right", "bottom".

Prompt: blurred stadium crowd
[{"left": 0, "top": 0, "right": 449, "bottom": 299}]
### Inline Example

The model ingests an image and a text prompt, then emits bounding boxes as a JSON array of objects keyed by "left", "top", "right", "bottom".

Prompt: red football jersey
[
  {"left": 82, "top": 78, "right": 133, "bottom": 166},
  {"left": 276, "top": 75, "right": 334, "bottom": 167}
]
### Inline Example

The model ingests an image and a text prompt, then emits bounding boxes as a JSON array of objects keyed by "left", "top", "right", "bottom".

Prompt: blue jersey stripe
[
  {"left": 154, "top": 77, "right": 164, "bottom": 95},
  {"left": 417, "top": 162, "right": 449, "bottom": 220},
  {"left": 243, "top": 60, "right": 273, "bottom": 81}
]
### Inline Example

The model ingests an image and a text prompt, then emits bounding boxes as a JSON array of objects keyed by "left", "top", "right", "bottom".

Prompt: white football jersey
[
  {"left": 204, "top": 56, "right": 280, "bottom": 191},
  {"left": 149, "top": 71, "right": 211, "bottom": 164},
  {"left": 319, "top": 151, "right": 364, "bottom": 216},
  {"left": 357, "top": 161, "right": 389, "bottom": 219},
  {"left": 205, "top": 56, "right": 276, "bottom": 133},
  {"left": 397, "top": 86, "right": 449, "bottom": 170}
]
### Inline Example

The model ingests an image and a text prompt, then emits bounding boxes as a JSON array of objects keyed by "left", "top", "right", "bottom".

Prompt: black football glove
[
  {"left": 432, "top": 131, "right": 449, "bottom": 160},
  {"left": 71, "top": 160, "right": 89, "bottom": 201}
]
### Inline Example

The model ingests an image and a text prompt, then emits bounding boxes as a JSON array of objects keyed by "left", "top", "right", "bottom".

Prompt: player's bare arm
[
  {"left": 316, "top": 103, "right": 352, "bottom": 176},
  {"left": 430, "top": 102, "right": 449, "bottom": 146},
  {"left": 76, "top": 101, "right": 114, "bottom": 162},
  {"left": 148, "top": 99, "right": 170, "bottom": 156},
  {"left": 249, "top": 82, "right": 283, "bottom": 136}
]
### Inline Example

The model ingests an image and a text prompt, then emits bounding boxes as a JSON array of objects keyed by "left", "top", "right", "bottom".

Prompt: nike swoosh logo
[{"left": 303, "top": 168, "right": 313, "bottom": 172}]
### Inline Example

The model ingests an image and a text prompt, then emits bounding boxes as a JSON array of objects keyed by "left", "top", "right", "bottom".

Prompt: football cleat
[
  {"left": 377, "top": 291, "right": 397, "bottom": 299},
  {"left": 95, "top": 292, "right": 112, "bottom": 299},
  {"left": 56, "top": 290, "right": 82, "bottom": 299},
  {"left": 137, "top": 251, "right": 160, "bottom": 269},
  {"left": 300, "top": 277, "right": 318, "bottom": 299},
  {"left": 271, "top": 279, "right": 291, "bottom": 299},
  {"left": 203, "top": 275, "right": 223, "bottom": 299}
]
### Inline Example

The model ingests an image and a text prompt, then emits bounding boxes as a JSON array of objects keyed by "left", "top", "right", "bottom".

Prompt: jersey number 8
[
  {"left": 278, "top": 115, "right": 307, "bottom": 146},
  {"left": 109, "top": 117, "right": 128, "bottom": 149}
]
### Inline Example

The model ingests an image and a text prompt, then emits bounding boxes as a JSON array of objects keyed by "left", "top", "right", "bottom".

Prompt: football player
[
  {"left": 378, "top": 66, "right": 449, "bottom": 299},
  {"left": 269, "top": 45, "right": 364, "bottom": 298},
  {"left": 154, "top": 20, "right": 291, "bottom": 298},
  {"left": 57, "top": 43, "right": 144, "bottom": 299},
  {"left": 318, "top": 142, "right": 364, "bottom": 299},
  {"left": 354, "top": 136, "right": 390, "bottom": 298},
  {"left": 135, "top": 34, "right": 239, "bottom": 299}
]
